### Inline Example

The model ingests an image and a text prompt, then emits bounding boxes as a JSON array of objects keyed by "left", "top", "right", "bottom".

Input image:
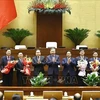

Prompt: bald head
[{"left": 74, "top": 93, "right": 81, "bottom": 100}]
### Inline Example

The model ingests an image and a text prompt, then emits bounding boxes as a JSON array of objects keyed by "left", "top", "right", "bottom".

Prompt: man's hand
[{"left": 20, "top": 70, "right": 24, "bottom": 73}]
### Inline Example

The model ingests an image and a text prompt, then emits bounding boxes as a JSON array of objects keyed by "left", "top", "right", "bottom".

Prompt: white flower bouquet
[{"left": 77, "top": 59, "right": 88, "bottom": 76}]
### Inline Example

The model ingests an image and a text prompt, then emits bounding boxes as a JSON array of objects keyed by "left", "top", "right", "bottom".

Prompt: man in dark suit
[
  {"left": 15, "top": 52, "right": 27, "bottom": 86},
  {"left": 89, "top": 51, "right": 100, "bottom": 74},
  {"left": 62, "top": 51, "right": 77, "bottom": 85},
  {"left": 46, "top": 48, "right": 60, "bottom": 86},
  {"left": 76, "top": 49, "right": 88, "bottom": 86},
  {"left": 32, "top": 49, "right": 45, "bottom": 76},
  {"left": 0, "top": 49, "right": 15, "bottom": 86}
]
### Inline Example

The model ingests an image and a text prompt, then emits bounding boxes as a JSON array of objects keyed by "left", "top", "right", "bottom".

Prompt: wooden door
[{"left": 37, "top": 13, "right": 62, "bottom": 48}]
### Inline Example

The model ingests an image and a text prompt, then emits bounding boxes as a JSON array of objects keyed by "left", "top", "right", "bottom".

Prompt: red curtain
[{"left": 0, "top": 0, "right": 17, "bottom": 30}]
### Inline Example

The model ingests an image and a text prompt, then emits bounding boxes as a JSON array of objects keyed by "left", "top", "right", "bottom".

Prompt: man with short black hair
[
  {"left": 76, "top": 49, "right": 88, "bottom": 86},
  {"left": 46, "top": 48, "right": 60, "bottom": 86},
  {"left": 62, "top": 51, "right": 77, "bottom": 85},
  {"left": 12, "top": 94, "right": 21, "bottom": 100},
  {"left": 32, "top": 49, "right": 45, "bottom": 76}
]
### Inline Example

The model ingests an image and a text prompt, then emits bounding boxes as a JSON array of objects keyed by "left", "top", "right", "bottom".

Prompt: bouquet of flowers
[
  {"left": 77, "top": 59, "right": 88, "bottom": 77},
  {"left": 1, "top": 60, "right": 18, "bottom": 74},
  {"left": 83, "top": 72, "right": 100, "bottom": 86},
  {"left": 30, "top": 72, "right": 49, "bottom": 86},
  {"left": 89, "top": 59, "right": 100, "bottom": 71},
  {"left": 28, "top": 0, "right": 71, "bottom": 14},
  {"left": 23, "top": 56, "right": 32, "bottom": 76}
]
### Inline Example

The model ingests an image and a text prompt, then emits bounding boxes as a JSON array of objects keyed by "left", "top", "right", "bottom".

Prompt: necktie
[
  {"left": 37, "top": 56, "right": 40, "bottom": 61},
  {"left": 7, "top": 56, "right": 10, "bottom": 61},
  {"left": 20, "top": 59, "right": 23, "bottom": 63},
  {"left": 52, "top": 55, "right": 55, "bottom": 61}
]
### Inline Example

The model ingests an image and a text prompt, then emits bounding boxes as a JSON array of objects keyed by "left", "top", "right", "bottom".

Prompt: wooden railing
[
  {"left": 0, "top": 48, "right": 100, "bottom": 59},
  {"left": 0, "top": 86, "right": 100, "bottom": 96}
]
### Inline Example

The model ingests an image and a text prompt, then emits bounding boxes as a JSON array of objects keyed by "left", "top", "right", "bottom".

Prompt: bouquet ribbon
[
  {"left": 23, "top": 59, "right": 32, "bottom": 76},
  {"left": 78, "top": 60, "right": 87, "bottom": 76},
  {"left": 1, "top": 61, "right": 17, "bottom": 74},
  {"left": 90, "top": 60, "right": 99, "bottom": 70}
]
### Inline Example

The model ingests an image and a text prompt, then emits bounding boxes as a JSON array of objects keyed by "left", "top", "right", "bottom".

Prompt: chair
[
  {"left": 46, "top": 42, "right": 57, "bottom": 48},
  {"left": 15, "top": 45, "right": 27, "bottom": 49},
  {"left": 82, "top": 91, "right": 100, "bottom": 100},
  {"left": 76, "top": 45, "right": 88, "bottom": 49},
  {"left": 43, "top": 91, "right": 63, "bottom": 100},
  {"left": 4, "top": 90, "right": 24, "bottom": 100}
]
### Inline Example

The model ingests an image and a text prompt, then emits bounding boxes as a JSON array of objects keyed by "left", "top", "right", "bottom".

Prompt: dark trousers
[
  {"left": 77, "top": 76, "right": 86, "bottom": 86},
  {"left": 2, "top": 71, "right": 13, "bottom": 86},
  {"left": 33, "top": 70, "right": 44, "bottom": 76},
  {"left": 64, "top": 75, "right": 78, "bottom": 86},
  {"left": 17, "top": 72, "right": 27, "bottom": 86},
  {"left": 48, "top": 72, "right": 58, "bottom": 86}
]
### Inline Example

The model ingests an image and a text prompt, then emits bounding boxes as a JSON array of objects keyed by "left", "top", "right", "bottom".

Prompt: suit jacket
[
  {"left": 15, "top": 59, "right": 27, "bottom": 86},
  {"left": 89, "top": 57, "right": 100, "bottom": 62},
  {"left": 0, "top": 56, "right": 15, "bottom": 73},
  {"left": 76, "top": 56, "right": 88, "bottom": 62},
  {"left": 15, "top": 59, "right": 24, "bottom": 73},
  {"left": 32, "top": 56, "right": 45, "bottom": 75},
  {"left": 62, "top": 57, "right": 76, "bottom": 76},
  {"left": 46, "top": 55, "right": 60, "bottom": 75}
]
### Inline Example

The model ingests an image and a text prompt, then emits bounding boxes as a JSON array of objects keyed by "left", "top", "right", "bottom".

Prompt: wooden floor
[{"left": 0, "top": 86, "right": 100, "bottom": 96}]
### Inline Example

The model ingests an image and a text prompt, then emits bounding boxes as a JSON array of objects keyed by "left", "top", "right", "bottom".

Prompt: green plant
[
  {"left": 64, "top": 27, "right": 90, "bottom": 47},
  {"left": 83, "top": 72, "right": 100, "bottom": 86},
  {"left": 3, "top": 28, "right": 32, "bottom": 45},
  {"left": 28, "top": 0, "right": 71, "bottom": 14},
  {"left": 95, "top": 30, "right": 100, "bottom": 38},
  {"left": 30, "top": 72, "right": 49, "bottom": 86}
]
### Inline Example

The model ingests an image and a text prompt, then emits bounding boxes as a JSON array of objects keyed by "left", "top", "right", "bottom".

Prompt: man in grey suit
[
  {"left": 32, "top": 49, "right": 45, "bottom": 76},
  {"left": 46, "top": 48, "right": 60, "bottom": 86}
]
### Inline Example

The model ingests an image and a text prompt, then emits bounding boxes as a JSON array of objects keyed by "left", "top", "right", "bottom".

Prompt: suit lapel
[
  {"left": 40, "top": 56, "right": 42, "bottom": 61},
  {"left": 18, "top": 59, "right": 23, "bottom": 66},
  {"left": 5, "top": 56, "right": 8, "bottom": 61},
  {"left": 35, "top": 56, "right": 38, "bottom": 62}
]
